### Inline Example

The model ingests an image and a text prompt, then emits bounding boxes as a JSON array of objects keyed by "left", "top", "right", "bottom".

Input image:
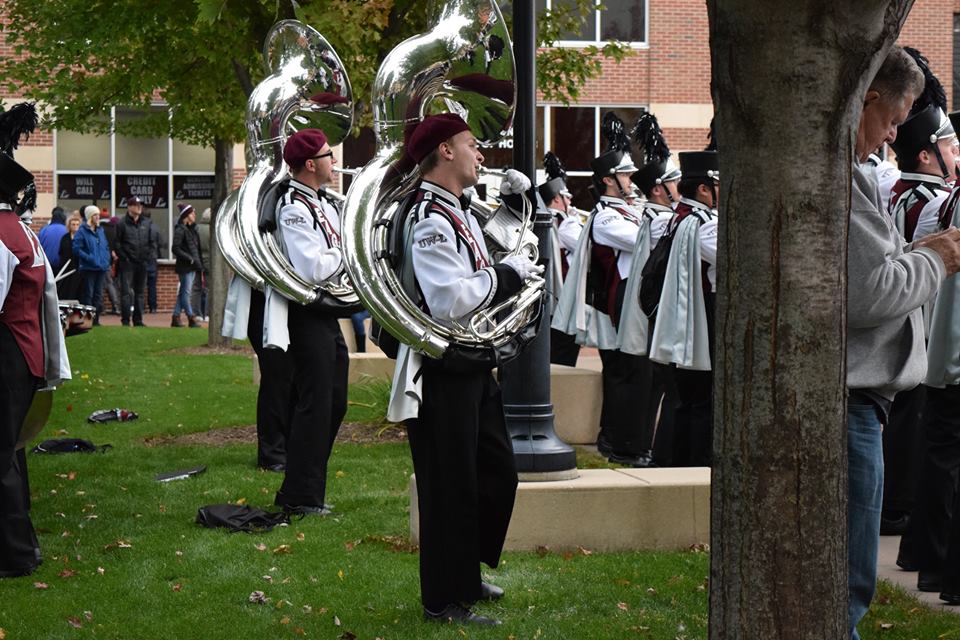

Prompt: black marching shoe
[
  {"left": 259, "top": 463, "right": 285, "bottom": 473},
  {"left": 940, "top": 591, "right": 960, "bottom": 605},
  {"left": 479, "top": 581, "right": 504, "bottom": 601},
  {"left": 596, "top": 433, "right": 613, "bottom": 457},
  {"left": 917, "top": 571, "right": 942, "bottom": 593},
  {"left": 424, "top": 603, "right": 500, "bottom": 626},
  {"left": 608, "top": 451, "right": 658, "bottom": 468},
  {"left": 895, "top": 546, "right": 917, "bottom": 572},
  {"left": 281, "top": 504, "right": 332, "bottom": 517}
]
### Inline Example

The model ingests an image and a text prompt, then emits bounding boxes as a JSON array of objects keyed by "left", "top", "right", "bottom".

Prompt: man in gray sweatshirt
[{"left": 848, "top": 46, "right": 960, "bottom": 639}]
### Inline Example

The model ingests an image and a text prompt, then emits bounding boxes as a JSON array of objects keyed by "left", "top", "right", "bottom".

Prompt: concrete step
[{"left": 410, "top": 467, "right": 710, "bottom": 552}]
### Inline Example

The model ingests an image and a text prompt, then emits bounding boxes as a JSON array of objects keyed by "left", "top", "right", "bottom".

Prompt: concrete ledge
[
  {"left": 550, "top": 364, "right": 601, "bottom": 445},
  {"left": 348, "top": 352, "right": 395, "bottom": 384},
  {"left": 410, "top": 467, "right": 710, "bottom": 552}
]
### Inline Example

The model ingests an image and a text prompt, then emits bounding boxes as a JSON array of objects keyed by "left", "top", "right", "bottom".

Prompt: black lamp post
[{"left": 501, "top": 0, "right": 577, "bottom": 476}]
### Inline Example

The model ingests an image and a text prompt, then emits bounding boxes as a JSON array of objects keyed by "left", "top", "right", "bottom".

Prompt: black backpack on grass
[{"left": 196, "top": 504, "right": 290, "bottom": 533}]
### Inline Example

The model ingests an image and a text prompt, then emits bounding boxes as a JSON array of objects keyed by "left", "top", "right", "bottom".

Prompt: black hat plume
[
  {"left": 903, "top": 47, "right": 947, "bottom": 115},
  {"left": 631, "top": 112, "right": 670, "bottom": 166},
  {"left": 705, "top": 116, "right": 717, "bottom": 151},
  {"left": 601, "top": 112, "right": 631, "bottom": 153},
  {"left": 0, "top": 102, "right": 38, "bottom": 157},
  {"left": 543, "top": 151, "right": 567, "bottom": 182}
]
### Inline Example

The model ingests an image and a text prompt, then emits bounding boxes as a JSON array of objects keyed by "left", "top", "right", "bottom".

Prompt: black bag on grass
[
  {"left": 32, "top": 438, "right": 112, "bottom": 454},
  {"left": 196, "top": 504, "right": 290, "bottom": 533}
]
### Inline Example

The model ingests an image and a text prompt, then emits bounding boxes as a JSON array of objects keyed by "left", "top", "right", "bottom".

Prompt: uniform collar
[
  {"left": 289, "top": 178, "right": 323, "bottom": 203},
  {"left": 867, "top": 153, "right": 883, "bottom": 167},
  {"left": 679, "top": 197, "right": 712, "bottom": 214},
  {"left": 548, "top": 207, "right": 568, "bottom": 218},
  {"left": 0, "top": 202, "right": 13, "bottom": 212},
  {"left": 899, "top": 172, "right": 948, "bottom": 188},
  {"left": 643, "top": 202, "right": 674, "bottom": 215},
  {"left": 599, "top": 195, "right": 629, "bottom": 208},
  {"left": 420, "top": 180, "right": 467, "bottom": 212}
]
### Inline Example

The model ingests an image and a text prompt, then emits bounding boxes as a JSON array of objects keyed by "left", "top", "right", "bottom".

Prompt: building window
[
  {"left": 545, "top": 0, "right": 648, "bottom": 46},
  {"left": 54, "top": 106, "right": 215, "bottom": 260}
]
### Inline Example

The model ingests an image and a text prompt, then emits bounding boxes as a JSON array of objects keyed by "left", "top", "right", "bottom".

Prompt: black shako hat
[
  {"left": 631, "top": 112, "right": 681, "bottom": 194},
  {"left": 890, "top": 104, "right": 954, "bottom": 161},
  {"left": 678, "top": 151, "right": 719, "bottom": 181}
]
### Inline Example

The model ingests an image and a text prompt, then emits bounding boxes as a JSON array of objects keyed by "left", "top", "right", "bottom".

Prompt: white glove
[
  {"left": 499, "top": 169, "right": 532, "bottom": 196},
  {"left": 501, "top": 254, "right": 545, "bottom": 281}
]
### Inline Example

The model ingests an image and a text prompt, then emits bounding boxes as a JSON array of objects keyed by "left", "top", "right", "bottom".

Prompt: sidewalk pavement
[
  {"left": 877, "top": 534, "right": 960, "bottom": 611},
  {"left": 95, "top": 310, "right": 208, "bottom": 329}
]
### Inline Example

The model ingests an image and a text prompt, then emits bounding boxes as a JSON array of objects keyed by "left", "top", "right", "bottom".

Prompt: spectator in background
[
  {"left": 73, "top": 205, "right": 111, "bottom": 325},
  {"left": 38, "top": 206, "right": 67, "bottom": 272},
  {"left": 99, "top": 208, "right": 121, "bottom": 315},
  {"left": 55, "top": 211, "right": 83, "bottom": 301},
  {"left": 114, "top": 196, "right": 155, "bottom": 327},
  {"left": 191, "top": 207, "right": 211, "bottom": 322},
  {"left": 350, "top": 309, "right": 370, "bottom": 353},
  {"left": 142, "top": 209, "right": 162, "bottom": 314},
  {"left": 171, "top": 203, "right": 203, "bottom": 328}
]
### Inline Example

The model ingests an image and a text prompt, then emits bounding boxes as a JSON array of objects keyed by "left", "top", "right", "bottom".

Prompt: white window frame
[
  {"left": 53, "top": 104, "right": 214, "bottom": 261},
  {"left": 543, "top": 0, "right": 649, "bottom": 49}
]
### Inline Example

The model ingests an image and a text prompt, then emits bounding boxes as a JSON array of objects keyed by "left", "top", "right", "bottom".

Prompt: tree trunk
[
  {"left": 207, "top": 136, "right": 234, "bottom": 348},
  {"left": 707, "top": 2, "right": 912, "bottom": 638}
]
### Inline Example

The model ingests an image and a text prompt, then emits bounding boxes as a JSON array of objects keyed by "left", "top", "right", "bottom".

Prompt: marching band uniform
[
  {"left": 867, "top": 150, "right": 901, "bottom": 214},
  {"left": 267, "top": 129, "right": 348, "bottom": 515},
  {"left": 649, "top": 151, "right": 719, "bottom": 467},
  {"left": 386, "top": 114, "right": 538, "bottom": 625},
  {"left": 540, "top": 152, "right": 583, "bottom": 367},
  {"left": 883, "top": 107, "right": 955, "bottom": 537},
  {"left": 223, "top": 277, "right": 294, "bottom": 471},
  {"left": 897, "top": 107, "right": 960, "bottom": 599},
  {"left": 0, "top": 120, "right": 71, "bottom": 576}
]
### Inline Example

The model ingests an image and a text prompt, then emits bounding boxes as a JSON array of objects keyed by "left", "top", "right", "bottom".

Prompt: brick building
[{"left": 1, "top": 0, "right": 956, "bottom": 310}]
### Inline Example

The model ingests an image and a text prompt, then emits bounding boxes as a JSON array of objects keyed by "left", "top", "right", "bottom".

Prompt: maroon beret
[
  {"left": 405, "top": 114, "right": 471, "bottom": 164},
  {"left": 283, "top": 129, "right": 329, "bottom": 167}
]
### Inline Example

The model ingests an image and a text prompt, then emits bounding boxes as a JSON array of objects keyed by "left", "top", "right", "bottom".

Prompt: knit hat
[{"left": 177, "top": 203, "right": 195, "bottom": 223}]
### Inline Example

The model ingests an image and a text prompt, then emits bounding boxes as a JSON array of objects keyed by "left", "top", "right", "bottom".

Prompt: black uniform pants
[
  {"left": 274, "top": 306, "right": 348, "bottom": 508},
  {"left": 672, "top": 368, "right": 713, "bottom": 467},
  {"left": 549, "top": 328, "right": 580, "bottom": 367},
  {"left": 902, "top": 384, "right": 960, "bottom": 573},
  {"left": 882, "top": 384, "right": 926, "bottom": 515},
  {"left": 651, "top": 362, "right": 680, "bottom": 466},
  {"left": 0, "top": 324, "right": 40, "bottom": 575},
  {"left": 406, "top": 366, "right": 518, "bottom": 611},
  {"left": 598, "top": 349, "right": 658, "bottom": 456},
  {"left": 119, "top": 261, "right": 147, "bottom": 325},
  {"left": 247, "top": 289, "right": 295, "bottom": 468}
]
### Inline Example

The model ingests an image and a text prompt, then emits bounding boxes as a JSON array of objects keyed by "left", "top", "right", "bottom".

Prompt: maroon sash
[
  {"left": 290, "top": 192, "right": 342, "bottom": 249},
  {"left": 417, "top": 192, "right": 490, "bottom": 270}
]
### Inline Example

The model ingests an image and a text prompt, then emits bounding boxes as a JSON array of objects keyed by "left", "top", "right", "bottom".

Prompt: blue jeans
[
  {"left": 173, "top": 271, "right": 195, "bottom": 317},
  {"left": 80, "top": 270, "right": 106, "bottom": 314},
  {"left": 847, "top": 401, "right": 884, "bottom": 640}
]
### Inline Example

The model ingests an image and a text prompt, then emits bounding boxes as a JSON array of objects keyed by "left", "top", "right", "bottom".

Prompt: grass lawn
[{"left": 0, "top": 327, "right": 956, "bottom": 639}]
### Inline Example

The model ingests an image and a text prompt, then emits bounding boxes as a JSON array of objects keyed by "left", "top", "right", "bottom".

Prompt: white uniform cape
[
  {"left": 649, "top": 207, "right": 713, "bottom": 371},
  {"left": 221, "top": 274, "right": 252, "bottom": 340},
  {"left": 925, "top": 195, "right": 960, "bottom": 387},
  {"left": 550, "top": 208, "right": 619, "bottom": 349},
  {"left": 616, "top": 217, "right": 654, "bottom": 356},
  {"left": 0, "top": 220, "right": 71, "bottom": 388}
]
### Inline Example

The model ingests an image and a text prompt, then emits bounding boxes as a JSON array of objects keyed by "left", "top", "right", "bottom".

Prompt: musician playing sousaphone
[
  {"left": 388, "top": 113, "right": 542, "bottom": 625},
  {"left": 262, "top": 128, "right": 348, "bottom": 516}
]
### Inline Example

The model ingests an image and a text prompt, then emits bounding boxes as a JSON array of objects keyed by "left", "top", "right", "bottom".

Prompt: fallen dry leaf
[
  {"left": 335, "top": 470, "right": 346, "bottom": 478},
  {"left": 646, "top": 587, "right": 657, "bottom": 595},
  {"left": 879, "top": 622, "right": 893, "bottom": 630},
  {"left": 235, "top": 498, "right": 247, "bottom": 506},
  {"left": 34, "top": 582, "right": 49, "bottom": 589},
  {"left": 172, "top": 584, "right": 182, "bottom": 592},
  {"left": 337, "top": 569, "right": 344, "bottom": 580},
  {"left": 334, "top": 616, "right": 342, "bottom": 626},
  {"left": 254, "top": 543, "right": 267, "bottom": 552},
  {"left": 0, "top": 628, "right": 6, "bottom": 639},
  {"left": 263, "top": 575, "right": 273, "bottom": 583},
  {"left": 273, "top": 545, "right": 291, "bottom": 555},
  {"left": 294, "top": 628, "right": 306, "bottom": 636},
  {"left": 117, "top": 540, "right": 132, "bottom": 549},
  {"left": 58, "top": 569, "right": 77, "bottom": 579},
  {"left": 67, "top": 617, "right": 82, "bottom": 629},
  {"left": 536, "top": 545, "right": 550, "bottom": 557},
  {"left": 617, "top": 602, "right": 629, "bottom": 611},
  {"left": 280, "top": 616, "right": 291, "bottom": 625},
  {"left": 83, "top": 611, "right": 93, "bottom": 622},
  {"left": 577, "top": 546, "right": 593, "bottom": 556},
  {"left": 339, "top": 632, "right": 357, "bottom": 640},
  {"left": 296, "top": 532, "right": 305, "bottom": 541},
  {"left": 248, "top": 590, "right": 268, "bottom": 604},
  {"left": 96, "top": 567, "right": 105, "bottom": 575},
  {"left": 67, "top": 472, "right": 77, "bottom": 481}
]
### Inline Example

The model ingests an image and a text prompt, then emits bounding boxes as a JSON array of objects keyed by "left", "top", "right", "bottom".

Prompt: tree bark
[
  {"left": 207, "top": 136, "right": 233, "bottom": 348},
  {"left": 707, "top": 1, "right": 912, "bottom": 638}
]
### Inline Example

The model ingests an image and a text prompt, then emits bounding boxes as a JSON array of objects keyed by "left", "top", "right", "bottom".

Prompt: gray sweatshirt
[{"left": 848, "top": 161, "right": 945, "bottom": 399}]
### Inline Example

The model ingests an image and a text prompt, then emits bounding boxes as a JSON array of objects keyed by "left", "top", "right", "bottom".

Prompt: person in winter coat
[
  {"left": 56, "top": 211, "right": 83, "bottom": 301},
  {"left": 114, "top": 196, "right": 156, "bottom": 326},
  {"left": 73, "top": 205, "right": 111, "bottom": 324},
  {"left": 171, "top": 203, "right": 204, "bottom": 327}
]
